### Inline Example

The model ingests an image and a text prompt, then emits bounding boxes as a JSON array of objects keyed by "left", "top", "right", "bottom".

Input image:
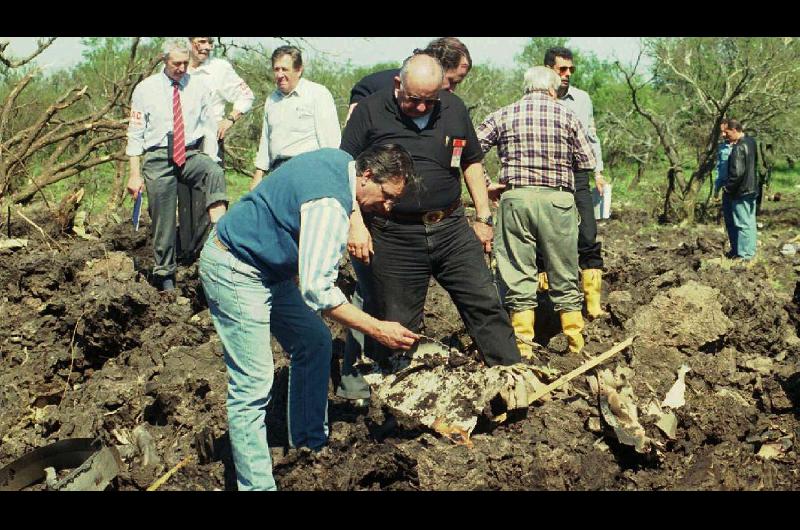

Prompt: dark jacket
[{"left": 725, "top": 135, "right": 758, "bottom": 197}]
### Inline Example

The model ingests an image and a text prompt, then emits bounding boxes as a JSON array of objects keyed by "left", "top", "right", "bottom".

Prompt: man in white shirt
[
  {"left": 250, "top": 46, "right": 341, "bottom": 190},
  {"left": 125, "top": 39, "right": 227, "bottom": 292},
  {"left": 177, "top": 36, "right": 255, "bottom": 265}
]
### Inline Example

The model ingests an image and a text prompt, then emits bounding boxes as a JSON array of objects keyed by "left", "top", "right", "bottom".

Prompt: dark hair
[
  {"left": 720, "top": 118, "right": 730, "bottom": 126},
  {"left": 272, "top": 45, "right": 303, "bottom": 70},
  {"left": 355, "top": 144, "right": 416, "bottom": 188},
  {"left": 422, "top": 37, "right": 472, "bottom": 72},
  {"left": 544, "top": 46, "right": 573, "bottom": 67},
  {"left": 727, "top": 119, "right": 743, "bottom": 132}
]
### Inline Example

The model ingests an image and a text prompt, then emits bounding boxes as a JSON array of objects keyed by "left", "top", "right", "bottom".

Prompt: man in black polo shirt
[
  {"left": 338, "top": 39, "right": 475, "bottom": 401},
  {"left": 346, "top": 37, "right": 472, "bottom": 123},
  {"left": 341, "top": 53, "right": 520, "bottom": 368}
]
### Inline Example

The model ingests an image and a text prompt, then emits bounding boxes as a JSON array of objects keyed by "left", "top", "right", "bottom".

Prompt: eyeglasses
[
  {"left": 556, "top": 66, "right": 576, "bottom": 74},
  {"left": 404, "top": 94, "right": 440, "bottom": 106}
]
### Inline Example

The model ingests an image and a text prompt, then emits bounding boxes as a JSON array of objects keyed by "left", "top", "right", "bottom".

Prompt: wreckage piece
[
  {"left": 0, "top": 438, "right": 102, "bottom": 491},
  {"left": 591, "top": 366, "right": 652, "bottom": 454},
  {"left": 371, "top": 337, "right": 634, "bottom": 444},
  {"left": 369, "top": 338, "right": 538, "bottom": 442},
  {"left": 51, "top": 446, "right": 122, "bottom": 491},
  {"left": 661, "top": 364, "right": 691, "bottom": 409}
]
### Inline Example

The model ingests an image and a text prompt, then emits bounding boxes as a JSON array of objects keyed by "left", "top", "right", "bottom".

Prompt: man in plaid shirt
[{"left": 477, "top": 66, "right": 596, "bottom": 356}]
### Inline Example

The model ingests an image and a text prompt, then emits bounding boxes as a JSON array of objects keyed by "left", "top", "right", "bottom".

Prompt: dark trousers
[
  {"left": 536, "top": 170, "right": 603, "bottom": 271},
  {"left": 177, "top": 139, "right": 224, "bottom": 264},
  {"left": 370, "top": 207, "right": 521, "bottom": 367},
  {"left": 143, "top": 148, "right": 226, "bottom": 279}
]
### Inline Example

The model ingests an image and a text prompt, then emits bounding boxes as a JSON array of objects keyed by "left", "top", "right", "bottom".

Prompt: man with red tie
[{"left": 126, "top": 38, "right": 228, "bottom": 292}]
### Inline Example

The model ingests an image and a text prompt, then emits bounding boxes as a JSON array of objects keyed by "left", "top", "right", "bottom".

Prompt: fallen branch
[
  {"left": 13, "top": 206, "right": 62, "bottom": 251},
  {"left": 61, "top": 310, "right": 86, "bottom": 406},
  {"left": 528, "top": 336, "right": 635, "bottom": 403},
  {"left": 146, "top": 455, "right": 194, "bottom": 491}
]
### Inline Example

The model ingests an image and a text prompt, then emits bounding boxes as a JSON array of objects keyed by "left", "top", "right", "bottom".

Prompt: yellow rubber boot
[
  {"left": 560, "top": 311, "right": 585, "bottom": 354},
  {"left": 538, "top": 272, "right": 549, "bottom": 292},
  {"left": 581, "top": 269, "right": 606, "bottom": 320},
  {"left": 510, "top": 309, "right": 535, "bottom": 359}
]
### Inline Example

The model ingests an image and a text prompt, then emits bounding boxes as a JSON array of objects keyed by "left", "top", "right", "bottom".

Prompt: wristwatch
[{"left": 476, "top": 214, "right": 494, "bottom": 227}]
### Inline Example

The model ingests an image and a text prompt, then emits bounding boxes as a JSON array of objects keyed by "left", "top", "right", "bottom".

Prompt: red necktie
[{"left": 172, "top": 81, "right": 186, "bottom": 167}]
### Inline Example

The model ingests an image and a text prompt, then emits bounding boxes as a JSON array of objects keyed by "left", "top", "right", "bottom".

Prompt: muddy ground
[{"left": 1, "top": 193, "right": 798, "bottom": 491}]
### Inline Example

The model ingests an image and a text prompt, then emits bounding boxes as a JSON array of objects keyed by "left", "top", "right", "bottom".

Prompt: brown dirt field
[{"left": 1, "top": 193, "right": 798, "bottom": 490}]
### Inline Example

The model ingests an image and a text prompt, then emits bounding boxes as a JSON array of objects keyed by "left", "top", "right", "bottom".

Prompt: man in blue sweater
[{"left": 199, "top": 145, "right": 419, "bottom": 490}]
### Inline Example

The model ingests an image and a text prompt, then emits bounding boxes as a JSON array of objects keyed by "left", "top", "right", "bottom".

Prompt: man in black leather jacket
[{"left": 722, "top": 119, "right": 759, "bottom": 260}]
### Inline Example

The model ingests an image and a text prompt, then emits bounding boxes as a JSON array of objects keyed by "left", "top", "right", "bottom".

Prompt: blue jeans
[
  {"left": 722, "top": 193, "right": 757, "bottom": 259},
  {"left": 199, "top": 231, "right": 331, "bottom": 491}
]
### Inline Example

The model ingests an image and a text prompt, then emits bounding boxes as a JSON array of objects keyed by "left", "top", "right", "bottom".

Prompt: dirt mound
[{"left": 1, "top": 198, "right": 798, "bottom": 490}]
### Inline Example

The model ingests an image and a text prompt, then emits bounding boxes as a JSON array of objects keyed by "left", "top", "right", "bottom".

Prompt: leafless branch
[{"left": 0, "top": 37, "right": 56, "bottom": 68}]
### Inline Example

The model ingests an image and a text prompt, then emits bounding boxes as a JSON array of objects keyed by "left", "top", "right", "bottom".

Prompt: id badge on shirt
[{"left": 450, "top": 138, "right": 466, "bottom": 168}]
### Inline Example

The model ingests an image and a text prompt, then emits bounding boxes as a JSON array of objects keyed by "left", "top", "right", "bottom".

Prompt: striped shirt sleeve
[{"left": 298, "top": 197, "right": 349, "bottom": 312}]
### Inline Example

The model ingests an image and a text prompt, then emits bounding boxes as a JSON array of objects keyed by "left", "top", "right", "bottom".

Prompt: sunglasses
[
  {"left": 401, "top": 90, "right": 440, "bottom": 107},
  {"left": 556, "top": 66, "right": 576, "bottom": 74}
]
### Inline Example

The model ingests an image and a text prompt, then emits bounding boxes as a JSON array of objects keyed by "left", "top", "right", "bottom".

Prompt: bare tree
[
  {"left": 616, "top": 37, "right": 800, "bottom": 223},
  {"left": 0, "top": 37, "right": 162, "bottom": 206}
]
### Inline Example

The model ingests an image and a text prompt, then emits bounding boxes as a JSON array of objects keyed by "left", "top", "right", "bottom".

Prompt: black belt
[
  {"left": 271, "top": 157, "right": 292, "bottom": 171},
  {"left": 506, "top": 183, "right": 574, "bottom": 193},
  {"left": 388, "top": 199, "right": 461, "bottom": 225},
  {"left": 146, "top": 138, "right": 203, "bottom": 153}
]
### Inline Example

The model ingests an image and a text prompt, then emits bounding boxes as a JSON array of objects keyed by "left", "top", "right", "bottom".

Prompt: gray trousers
[
  {"left": 143, "top": 148, "right": 227, "bottom": 278},
  {"left": 495, "top": 186, "right": 583, "bottom": 313}
]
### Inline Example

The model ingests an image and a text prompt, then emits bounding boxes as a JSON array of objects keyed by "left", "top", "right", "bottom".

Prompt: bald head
[{"left": 399, "top": 54, "right": 444, "bottom": 92}]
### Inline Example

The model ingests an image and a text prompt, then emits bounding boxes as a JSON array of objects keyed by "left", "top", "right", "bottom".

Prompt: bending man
[{"left": 199, "top": 145, "right": 420, "bottom": 490}]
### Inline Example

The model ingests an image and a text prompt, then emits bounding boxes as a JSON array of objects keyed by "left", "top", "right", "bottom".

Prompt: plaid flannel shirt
[{"left": 477, "top": 91, "right": 596, "bottom": 189}]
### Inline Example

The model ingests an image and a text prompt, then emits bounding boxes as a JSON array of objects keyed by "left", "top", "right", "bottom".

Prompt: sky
[{"left": 0, "top": 37, "right": 647, "bottom": 72}]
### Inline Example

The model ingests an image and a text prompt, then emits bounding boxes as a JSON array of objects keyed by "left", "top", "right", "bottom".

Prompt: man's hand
[
  {"left": 217, "top": 118, "right": 234, "bottom": 140},
  {"left": 347, "top": 216, "right": 373, "bottom": 264},
  {"left": 487, "top": 182, "right": 506, "bottom": 207},
  {"left": 126, "top": 174, "right": 143, "bottom": 199},
  {"left": 373, "top": 321, "right": 420, "bottom": 350},
  {"left": 473, "top": 221, "right": 494, "bottom": 253},
  {"left": 595, "top": 173, "right": 607, "bottom": 195}
]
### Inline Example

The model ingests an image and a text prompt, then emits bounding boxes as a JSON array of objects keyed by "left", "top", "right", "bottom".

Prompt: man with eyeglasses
[
  {"left": 337, "top": 38, "right": 474, "bottom": 402},
  {"left": 540, "top": 46, "right": 607, "bottom": 320},
  {"left": 341, "top": 53, "right": 521, "bottom": 374},
  {"left": 346, "top": 37, "right": 473, "bottom": 123},
  {"left": 176, "top": 36, "right": 254, "bottom": 265}
]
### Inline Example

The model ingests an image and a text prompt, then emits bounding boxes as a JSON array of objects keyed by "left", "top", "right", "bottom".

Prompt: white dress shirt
[
  {"left": 558, "top": 85, "right": 604, "bottom": 173},
  {"left": 254, "top": 78, "right": 341, "bottom": 171},
  {"left": 297, "top": 161, "right": 357, "bottom": 312},
  {"left": 126, "top": 71, "right": 211, "bottom": 156},
  {"left": 188, "top": 57, "right": 255, "bottom": 160}
]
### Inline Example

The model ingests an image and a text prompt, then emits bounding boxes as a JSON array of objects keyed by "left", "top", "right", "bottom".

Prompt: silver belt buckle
[{"left": 422, "top": 210, "right": 445, "bottom": 224}]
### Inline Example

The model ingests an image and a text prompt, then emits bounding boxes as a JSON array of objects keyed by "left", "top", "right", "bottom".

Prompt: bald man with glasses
[{"left": 341, "top": 54, "right": 521, "bottom": 376}]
